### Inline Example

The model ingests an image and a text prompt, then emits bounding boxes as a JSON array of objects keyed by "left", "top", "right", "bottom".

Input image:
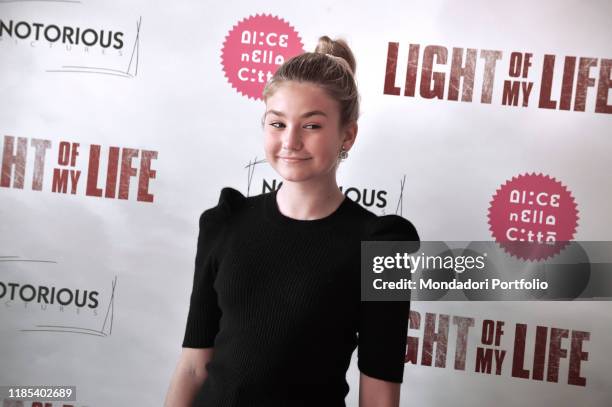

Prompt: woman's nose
[{"left": 281, "top": 125, "right": 303, "bottom": 150}]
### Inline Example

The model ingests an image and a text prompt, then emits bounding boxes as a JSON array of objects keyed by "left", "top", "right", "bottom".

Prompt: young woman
[{"left": 165, "top": 36, "right": 419, "bottom": 407}]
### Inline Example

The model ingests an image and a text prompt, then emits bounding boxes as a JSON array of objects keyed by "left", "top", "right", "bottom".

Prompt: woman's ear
[{"left": 342, "top": 121, "right": 358, "bottom": 150}]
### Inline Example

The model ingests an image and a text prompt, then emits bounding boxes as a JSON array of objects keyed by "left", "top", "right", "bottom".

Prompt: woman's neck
[{"left": 275, "top": 179, "right": 345, "bottom": 221}]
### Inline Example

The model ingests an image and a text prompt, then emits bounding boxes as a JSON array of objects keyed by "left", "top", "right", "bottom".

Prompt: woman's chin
[
  {"left": 278, "top": 172, "right": 311, "bottom": 182},
  {"left": 276, "top": 168, "right": 318, "bottom": 183}
]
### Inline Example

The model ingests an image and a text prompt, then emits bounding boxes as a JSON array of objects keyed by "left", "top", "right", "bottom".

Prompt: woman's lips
[{"left": 279, "top": 156, "right": 310, "bottom": 163}]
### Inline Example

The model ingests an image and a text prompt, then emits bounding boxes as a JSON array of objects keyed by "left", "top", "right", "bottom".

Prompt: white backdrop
[{"left": 1, "top": 0, "right": 611, "bottom": 406}]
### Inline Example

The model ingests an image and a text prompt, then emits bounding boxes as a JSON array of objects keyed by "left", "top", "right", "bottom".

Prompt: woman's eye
[{"left": 269, "top": 123, "right": 320, "bottom": 129}]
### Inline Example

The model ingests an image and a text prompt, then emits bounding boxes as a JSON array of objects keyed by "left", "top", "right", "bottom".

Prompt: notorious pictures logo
[
  {"left": 1, "top": 280, "right": 100, "bottom": 310},
  {"left": 0, "top": 19, "right": 124, "bottom": 50},
  {"left": 243, "top": 154, "right": 412, "bottom": 216},
  {"left": 1, "top": 273, "right": 118, "bottom": 338},
  {"left": 0, "top": 7, "right": 142, "bottom": 78}
]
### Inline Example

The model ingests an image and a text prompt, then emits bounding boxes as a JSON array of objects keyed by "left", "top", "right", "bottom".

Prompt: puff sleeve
[
  {"left": 357, "top": 215, "right": 420, "bottom": 382},
  {"left": 181, "top": 187, "right": 245, "bottom": 348}
]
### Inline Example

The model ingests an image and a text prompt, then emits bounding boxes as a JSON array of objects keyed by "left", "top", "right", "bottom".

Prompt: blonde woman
[{"left": 165, "top": 35, "right": 419, "bottom": 407}]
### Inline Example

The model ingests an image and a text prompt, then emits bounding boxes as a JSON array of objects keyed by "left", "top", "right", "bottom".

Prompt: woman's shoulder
[
  {"left": 343, "top": 197, "right": 419, "bottom": 242},
  {"left": 365, "top": 213, "right": 420, "bottom": 242},
  {"left": 200, "top": 186, "right": 248, "bottom": 225},
  {"left": 216, "top": 186, "right": 248, "bottom": 216},
  {"left": 193, "top": 187, "right": 250, "bottom": 259}
]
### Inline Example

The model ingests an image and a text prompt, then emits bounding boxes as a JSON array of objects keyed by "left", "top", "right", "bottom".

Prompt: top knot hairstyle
[{"left": 262, "top": 36, "right": 360, "bottom": 130}]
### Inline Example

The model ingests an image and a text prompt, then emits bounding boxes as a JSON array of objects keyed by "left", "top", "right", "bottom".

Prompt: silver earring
[{"left": 339, "top": 147, "right": 348, "bottom": 160}]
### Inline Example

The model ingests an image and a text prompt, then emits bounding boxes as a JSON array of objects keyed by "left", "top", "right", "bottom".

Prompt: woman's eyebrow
[{"left": 265, "top": 110, "right": 328, "bottom": 118}]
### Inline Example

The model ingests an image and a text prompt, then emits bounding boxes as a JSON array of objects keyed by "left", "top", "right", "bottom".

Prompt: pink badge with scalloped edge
[
  {"left": 221, "top": 13, "right": 305, "bottom": 100},
  {"left": 488, "top": 173, "right": 579, "bottom": 261}
]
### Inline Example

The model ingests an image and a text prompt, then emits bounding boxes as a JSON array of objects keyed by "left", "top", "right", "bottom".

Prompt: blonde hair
[{"left": 262, "top": 35, "right": 360, "bottom": 130}]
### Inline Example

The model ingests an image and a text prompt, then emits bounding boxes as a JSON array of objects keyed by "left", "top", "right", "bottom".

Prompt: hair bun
[{"left": 315, "top": 35, "right": 356, "bottom": 75}]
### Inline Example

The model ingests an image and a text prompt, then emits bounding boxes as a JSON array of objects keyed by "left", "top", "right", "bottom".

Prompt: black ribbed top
[{"left": 182, "top": 187, "right": 419, "bottom": 407}]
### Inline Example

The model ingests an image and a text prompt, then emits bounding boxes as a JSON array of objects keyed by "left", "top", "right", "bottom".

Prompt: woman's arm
[
  {"left": 359, "top": 372, "right": 401, "bottom": 407},
  {"left": 164, "top": 347, "right": 214, "bottom": 406}
]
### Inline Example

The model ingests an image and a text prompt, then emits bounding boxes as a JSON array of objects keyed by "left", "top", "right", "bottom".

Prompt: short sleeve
[
  {"left": 357, "top": 215, "right": 420, "bottom": 382},
  {"left": 181, "top": 187, "right": 245, "bottom": 348}
]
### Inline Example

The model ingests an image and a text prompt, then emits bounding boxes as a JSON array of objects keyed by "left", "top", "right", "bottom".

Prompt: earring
[{"left": 339, "top": 146, "right": 348, "bottom": 160}]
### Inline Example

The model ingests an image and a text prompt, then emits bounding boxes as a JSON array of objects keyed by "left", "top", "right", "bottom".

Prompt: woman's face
[{"left": 263, "top": 81, "right": 350, "bottom": 184}]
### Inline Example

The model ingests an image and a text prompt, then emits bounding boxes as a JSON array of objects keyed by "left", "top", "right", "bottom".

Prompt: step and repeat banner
[{"left": 1, "top": 1, "right": 611, "bottom": 406}]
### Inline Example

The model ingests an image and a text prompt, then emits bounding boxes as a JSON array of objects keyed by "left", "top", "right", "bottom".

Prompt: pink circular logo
[
  {"left": 221, "top": 14, "right": 305, "bottom": 100},
  {"left": 487, "top": 173, "right": 579, "bottom": 261}
]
